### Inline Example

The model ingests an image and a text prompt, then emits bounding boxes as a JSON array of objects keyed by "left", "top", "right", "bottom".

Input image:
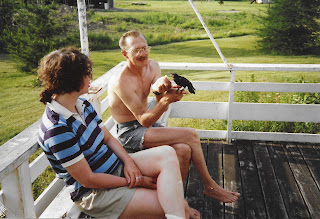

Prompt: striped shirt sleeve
[{"left": 44, "top": 125, "right": 84, "bottom": 168}]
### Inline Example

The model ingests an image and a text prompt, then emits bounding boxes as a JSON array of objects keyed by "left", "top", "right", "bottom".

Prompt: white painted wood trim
[
  {"left": 234, "top": 82, "right": 320, "bottom": 93},
  {"left": 35, "top": 178, "right": 65, "bottom": 218},
  {"left": 39, "top": 182, "right": 74, "bottom": 218},
  {"left": 158, "top": 62, "right": 320, "bottom": 72},
  {"left": 231, "top": 103, "right": 320, "bottom": 123},
  {"left": 191, "top": 81, "right": 230, "bottom": 91},
  {"left": 196, "top": 130, "right": 228, "bottom": 139},
  {"left": 231, "top": 131, "right": 320, "bottom": 143},
  {"left": 227, "top": 70, "right": 235, "bottom": 143},
  {"left": 29, "top": 152, "right": 50, "bottom": 183},
  {"left": 170, "top": 101, "right": 229, "bottom": 119},
  {"left": 77, "top": 0, "right": 89, "bottom": 56},
  {"left": 101, "top": 96, "right": 110, "bottom": 113},
  {"left": 1, "top": 161, "right": 36, "bottom": 218},
  {"left": 0, "top": 190, "right": 3, "bottom": 206}
]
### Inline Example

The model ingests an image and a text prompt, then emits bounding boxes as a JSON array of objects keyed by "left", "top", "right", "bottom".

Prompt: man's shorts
[
  {"left": 116, "top": 120, "right": 163, "bottom": 153},
  {"left": 74, "top": 163, "right": 136, "bottom": 218}
]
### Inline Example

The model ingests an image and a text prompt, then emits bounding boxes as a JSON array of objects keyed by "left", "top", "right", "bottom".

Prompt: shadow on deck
[{"left": 185, "top": 140, "right": 320, "bottom": 219}]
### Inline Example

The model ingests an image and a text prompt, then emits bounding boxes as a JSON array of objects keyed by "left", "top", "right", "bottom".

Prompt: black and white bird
[{"left": 170, "top": 73, "right": 196, "bottom": 94}]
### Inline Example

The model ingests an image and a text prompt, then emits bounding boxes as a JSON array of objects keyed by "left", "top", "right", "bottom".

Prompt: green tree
[
  {"left": 5, "top": 2, "right": 79, "bottom": 73},
  {"left": 257, "top": 0, "right": 320, "bottom": 55},
  {"left": 0, "top": 1, "right": 20, "bottom": 53}
]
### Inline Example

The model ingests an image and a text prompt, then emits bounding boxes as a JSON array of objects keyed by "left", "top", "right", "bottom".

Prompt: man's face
[{"left": 124, "top": 35, "right": 150, "bottom": 67}]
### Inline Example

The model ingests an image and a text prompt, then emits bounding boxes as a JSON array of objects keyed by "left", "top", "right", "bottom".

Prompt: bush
[
  {"left": 257, "top": 0, "right": 320, "bottom": 55},
  {"left": 0, "top": 1, "right": 17, "bottom": 53},
  {"left": 5, "top": 2, "right": 79, "bottom": 74},
  {"left": 88, "top": 32, "right": 118, "bottom": 50}
]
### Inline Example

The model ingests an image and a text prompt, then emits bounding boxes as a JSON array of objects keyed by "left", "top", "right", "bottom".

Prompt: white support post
[
  {"left": 188, "top": 0, "right": 229, "bottom": 65},
  {"left": 77, "top": 0, "right": 89, "bottom": 56},
  {"left": 227, "top": 70, "right": 235, "bottom": 143},
  {"left": 1, "top": 160, "right": 36, "bottom": 218},
  {"left": 90, "top": 96, "right": 102, "bottom": 119}
]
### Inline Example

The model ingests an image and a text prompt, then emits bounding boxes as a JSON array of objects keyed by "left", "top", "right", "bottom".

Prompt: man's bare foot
[
  {"left": 189, "top": 207, "right": 201, "bottom": 219},
  {"left": 204, "top": 183, "right": 240, "bottom": 203}
]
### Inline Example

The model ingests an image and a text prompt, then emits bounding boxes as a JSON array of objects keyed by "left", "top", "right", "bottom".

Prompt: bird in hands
[{"left": 170, "top": 73, "right": 196, "bottom": 94}]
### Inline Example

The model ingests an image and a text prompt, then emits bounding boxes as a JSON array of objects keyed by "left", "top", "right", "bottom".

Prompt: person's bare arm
[
  {"left": 101, "top": 126, "right": 143, "bottom": 188},
  {"left": 115, "top": 62, "right": 187, "bottom": 127},
  {"left": 115, "top": 80, "right": 170, "bottom": 127},
  {"left": 66, "top": 126, "right": 157, "bottom": 189},
  {"left": 66, "top": 158, "right": 129, "bottom": 189}
]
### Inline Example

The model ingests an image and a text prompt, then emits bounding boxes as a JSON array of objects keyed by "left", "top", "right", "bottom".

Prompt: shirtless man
[{"left": 108, "top": 30, "right": 240, "bottom": 215}]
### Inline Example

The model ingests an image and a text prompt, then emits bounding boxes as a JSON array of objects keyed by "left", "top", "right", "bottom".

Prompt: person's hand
[
  {"left": 140, "top": 176, "right": 157, "bottom": 190},
  {"left": 152, "top": 75, "right": 172, "bottom": 94},
  {"left": 123, "top": 159, "right": 144, "bottom": 189},
  {"left": 164, "top": 86, "right": 188, "bottom": 103}
]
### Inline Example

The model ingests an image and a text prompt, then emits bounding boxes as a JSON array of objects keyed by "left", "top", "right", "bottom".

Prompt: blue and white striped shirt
[{"left": 38, "top": 98, "right": 121, "bottom": 201}]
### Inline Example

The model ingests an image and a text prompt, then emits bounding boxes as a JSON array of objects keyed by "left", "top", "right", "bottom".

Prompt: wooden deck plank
[
  {"left": 252, "top": 141, "right": 289, "bottom": 219},
  {"left": 223, "top": 141, "right": 245, "bottom": 219},
  {"left": 297, "top": 144, "right": 320, "bottom": 189},
  {"left": 237, "top": 140, "right": 267, "bottom": 218},
  {"left": 284, "top": 143, "right": 320, "bottom": 219},
  {"left": 203, "top": 140, "right": 224, "bottom": 219},
  {"left": 185, "top": 142, "right": 207, "bottom": 216},
  {"left": 267, "top": 142, "right": 311, "bottom": 219}
]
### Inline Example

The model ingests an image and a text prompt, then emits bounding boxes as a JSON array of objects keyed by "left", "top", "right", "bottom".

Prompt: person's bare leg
[
  {"left": 144, "top": 127, "right": 241, "bottom": 203},
  {"left": 125, "top": 146, "right": 186, "bottom": 218},
  {"left": 171, "top": 143, "right": 191, "bottom": 182},
  {"left": 170, "top": 144, "right": 200, "bottom": 219}
]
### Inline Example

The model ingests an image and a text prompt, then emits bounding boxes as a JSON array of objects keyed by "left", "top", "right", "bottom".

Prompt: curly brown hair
[{"left": 38, "top": 47, "right": 92, "bottom": 104}]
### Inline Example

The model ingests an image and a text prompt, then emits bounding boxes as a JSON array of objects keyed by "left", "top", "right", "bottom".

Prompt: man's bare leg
[
  {"left": 143, "top": 127, "right": 241, "bottom": 203},
  {"left": 170, "top": 143, "right": 191, "bottom": 181}
]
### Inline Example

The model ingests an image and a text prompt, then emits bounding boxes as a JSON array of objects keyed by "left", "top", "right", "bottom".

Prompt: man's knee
[
  {"left": 173, "top": 144, "right": 191, "bottom": 161},
  {"left": 185, "top": 128, "right": 200, "bottom": 144}
]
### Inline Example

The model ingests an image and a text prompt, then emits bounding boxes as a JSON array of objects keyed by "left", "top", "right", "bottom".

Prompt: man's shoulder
[{"left": 149, "top": 59, "right": 160, "bottom": 68}]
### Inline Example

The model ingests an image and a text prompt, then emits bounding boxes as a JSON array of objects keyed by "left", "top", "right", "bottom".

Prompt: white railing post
[
  {"left": 77, "top": 0, "right": 89, "bottom": 56},
  {"left": 1, "top": 160, "right": 36, "bottom": 218},
  {"left": 90, "top": 96, "right": 102, "bottom": 119},
  {"left": 227, "top": 70, "right": 236, "bottom": 143}
]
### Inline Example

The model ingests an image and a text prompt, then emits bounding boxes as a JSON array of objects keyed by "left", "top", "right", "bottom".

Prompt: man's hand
[
  {"left": 163, "top": 86, "right": 188, "bottom": 103},
  {"left": 152, "top": 75, "right": 172, "bottom": 94},
  {"left": 123, "top": 159, "right": 144, "bottom": 189}
]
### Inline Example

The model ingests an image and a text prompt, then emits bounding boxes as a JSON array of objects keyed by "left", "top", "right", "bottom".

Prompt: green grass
[
  {"left": 87, "top": 0, "right": 267, "bottom": 50},
  {"left": 0, "top": 0, "right": 319, "bottom": 201}
]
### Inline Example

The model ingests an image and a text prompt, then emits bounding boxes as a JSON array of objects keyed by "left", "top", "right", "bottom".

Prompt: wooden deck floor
[{"left": 184, "top": 140, "right": 320, "bottom": 219}]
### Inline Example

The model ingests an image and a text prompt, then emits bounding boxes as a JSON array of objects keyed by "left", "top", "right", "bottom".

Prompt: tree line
[{"left": 0, "top": 0, "right": 319, "bottom": 74}]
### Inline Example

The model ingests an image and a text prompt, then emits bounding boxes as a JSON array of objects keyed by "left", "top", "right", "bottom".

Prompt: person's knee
[
  {"left": 159, "top": 146, "right": 179, "bottom": 167},
  {"left": 174, "top": 144, "right": 191, "bottom": 162},
  {"left": 185, "top": 128, "right": 200, "bottom": 144}
]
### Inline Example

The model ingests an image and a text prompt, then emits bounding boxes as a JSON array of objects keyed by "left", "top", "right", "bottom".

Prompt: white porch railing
[{"left": 0, "top": 62, "right": 319, "bottom": 218}]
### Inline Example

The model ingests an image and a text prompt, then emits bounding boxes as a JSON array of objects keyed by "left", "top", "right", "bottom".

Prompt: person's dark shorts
[{"left": 116, "top": 120, "right": 163, "bottom": 153}]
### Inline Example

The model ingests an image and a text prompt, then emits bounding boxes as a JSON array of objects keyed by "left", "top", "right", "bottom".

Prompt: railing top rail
[
  {"left": 158, "top": 62, "right": 320, "bottom": 72},
  {"left": 0, "top": 120, "right": 40, "bottom": 180}
]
